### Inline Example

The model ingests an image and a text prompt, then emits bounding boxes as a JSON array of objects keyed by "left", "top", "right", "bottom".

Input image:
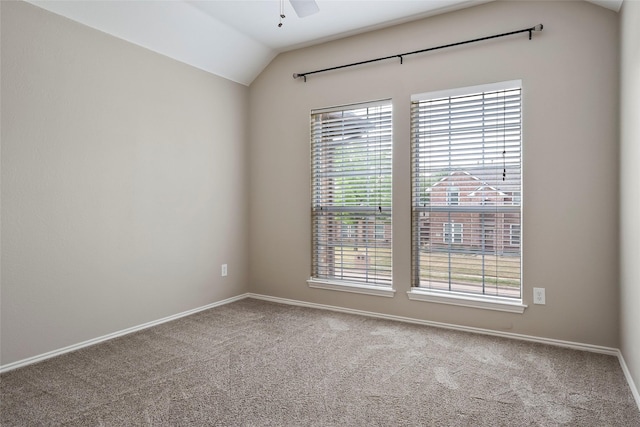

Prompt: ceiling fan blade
[{"left": 290, "top": 0, "right": 320, "bottom": 18}]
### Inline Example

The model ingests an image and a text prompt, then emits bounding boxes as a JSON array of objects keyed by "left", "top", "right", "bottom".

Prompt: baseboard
[
  {"left": 0, "top": 293, "right": 249, "bottom": 374},
  {"left": 246, "top": 293, "right": 619, "bottom": 356},
  {"left": 617, "top": 350, "right": 640, "bottom": 410},
  {"left": 4, "top": 291, "right": 638, "bottom": 414}
]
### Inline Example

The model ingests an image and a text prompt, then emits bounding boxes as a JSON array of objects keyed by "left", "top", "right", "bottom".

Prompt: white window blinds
[
  {"left": 311, "top": 100, "right": 392, "bottom": 286},
  {"left": 411, "top": 81, "right": 522, "bottom": 299}
]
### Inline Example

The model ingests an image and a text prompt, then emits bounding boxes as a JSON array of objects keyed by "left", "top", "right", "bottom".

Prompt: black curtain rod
[{"left": 293, "top": 24, "right": 543, "bottom": 82}]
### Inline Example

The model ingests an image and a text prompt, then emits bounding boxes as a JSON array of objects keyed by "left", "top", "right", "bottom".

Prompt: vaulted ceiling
[{"left": 26, "top": 0, "right": 623, "bottom": 86}]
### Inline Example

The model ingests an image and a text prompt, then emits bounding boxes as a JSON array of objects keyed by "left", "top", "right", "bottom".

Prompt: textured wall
[
  {"left": 1, "top": 1, "right": 249, "bottom": 365},
  {"left": 248, "top": 1, "right": 620, "bottom": 347},
  {"left": 620, "top": 0, "right": 640, "bottom": 397}
]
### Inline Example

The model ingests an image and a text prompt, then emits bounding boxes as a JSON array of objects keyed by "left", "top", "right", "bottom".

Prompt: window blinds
[
  {"left": 311, "top": 100, "right": 392, "bottom": 286},
  {"left": 411, "top": 81, "right": 522, "bottom": 299}
]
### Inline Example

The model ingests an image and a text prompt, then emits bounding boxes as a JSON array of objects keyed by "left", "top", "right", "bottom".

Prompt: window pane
[
  {"left": 312, "top": 100, "right": 392, "bottom": 286},
  {"left": 411, "top": 82, "right": 522, "bottom": 299}
]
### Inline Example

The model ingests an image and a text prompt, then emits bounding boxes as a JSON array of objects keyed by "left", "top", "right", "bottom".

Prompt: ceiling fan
[{"left": 279, "top": 0, "right": 319, "bottom": 27}]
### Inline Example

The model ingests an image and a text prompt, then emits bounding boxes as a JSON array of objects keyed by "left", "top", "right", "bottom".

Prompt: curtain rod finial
[{"left": 533, "top": 24, "right": 543, "bottom": 31}]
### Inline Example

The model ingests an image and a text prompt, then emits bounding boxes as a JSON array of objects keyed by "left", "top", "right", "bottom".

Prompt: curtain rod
[{"left": 293, "top": 24, "right": 543, "bottom": 82}]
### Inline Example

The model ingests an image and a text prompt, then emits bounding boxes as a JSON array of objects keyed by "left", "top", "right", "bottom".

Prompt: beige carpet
[{"left": 1, "top": 298, "right": 639, "bottom": 426}]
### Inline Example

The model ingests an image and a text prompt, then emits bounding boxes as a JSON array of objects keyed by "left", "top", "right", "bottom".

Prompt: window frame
[
  {"left": 307, "top": 99, "right": 395, "bottom": 297},
  {"left": 443, "top": 222, "right": 463, "bottom": 244},
  {"left": 408, "top": 80, "right": 526, "bottom": 312}
]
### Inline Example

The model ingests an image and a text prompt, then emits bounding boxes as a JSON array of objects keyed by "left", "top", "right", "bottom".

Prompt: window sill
[
  {"left": 407, "top": 288, "right": 527, "bottom": 313},
  {"left": 307, "top": 278, "right": 395, "bottom": 298}
]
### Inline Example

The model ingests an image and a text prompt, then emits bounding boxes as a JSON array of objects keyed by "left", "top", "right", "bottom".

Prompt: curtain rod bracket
[
  {"left": 293, "top": 72, "right": 307, "bottom": 82},
  {"left": 398, "top": 55, "right": 403, "bottom": 65}
]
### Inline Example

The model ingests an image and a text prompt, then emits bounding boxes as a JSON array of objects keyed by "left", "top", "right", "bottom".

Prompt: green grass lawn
[
  {"left": 418, "top": 251, "right": 520, "bottom": 287},
  {"left": 329, "top": 246, "right": 520, "bottom": 290}
]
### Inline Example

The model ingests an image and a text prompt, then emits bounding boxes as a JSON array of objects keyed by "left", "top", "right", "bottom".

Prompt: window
[
  {"left": 310, "top": 100, "right": 392, "bottom": 289},
  {"left": 375, "top": 224, "right": 385, "bottom": 240},
  {"left": 510, "top": 224, "right": 521, "bottom": 246},
  {"left": 507, "top": 191, "right": 521, "bottom": 206},
  {"left": 443, "top": 223, "right": 463, "bottom": 244},
  {"left": 341, "top": 224, "right": 355, "bottom": 239},
  {"left": 446, "top": 188, "right": 460, "bottom": 206},
  {"left": 411, "top": 81, "right": 522, "bottom": 302}
]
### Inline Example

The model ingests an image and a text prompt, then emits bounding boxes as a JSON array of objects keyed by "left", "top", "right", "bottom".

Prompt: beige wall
[
  {"left": 620, "top": 0, "right": 640, "bottom": 394},
  {"left": 0, "top": 0, "right": 626, "bottom": 368},
  {"left": 248, "top": 1, "right": 620, "bottom": 347},
  {"left": 1, "top": 1, "right": 249, "bottom": 365}
]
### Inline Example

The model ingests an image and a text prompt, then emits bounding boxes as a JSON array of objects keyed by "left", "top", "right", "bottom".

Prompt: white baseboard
[
  {"left": 0, "top": 293, "right": 249, "bottom": 374},
  {"left": 247, "top": 293, "right": 619, "bottom": 356},
  {"left": 617, "top": 350, "right": 640, "bottom": 410},
  {"left": 3, "top": 290, "right": 638, "bottom": 414}
]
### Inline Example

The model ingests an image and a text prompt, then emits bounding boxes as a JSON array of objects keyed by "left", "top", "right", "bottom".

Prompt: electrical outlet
[
  {"left": 221, "top": 264, "right": 227, "bottom": 277},
  {"left": 533, "top": 287, "right": 545, "bottom": 305}
]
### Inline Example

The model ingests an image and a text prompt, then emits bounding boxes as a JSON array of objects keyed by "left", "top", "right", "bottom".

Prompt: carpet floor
[{"left": 1, "top": 298, "right": 639, "bottom": 426}]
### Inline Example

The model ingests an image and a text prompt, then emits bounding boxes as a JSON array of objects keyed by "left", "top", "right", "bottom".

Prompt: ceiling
[{"left": 27, "top": 0, "right": 623, "bottom": 86}]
